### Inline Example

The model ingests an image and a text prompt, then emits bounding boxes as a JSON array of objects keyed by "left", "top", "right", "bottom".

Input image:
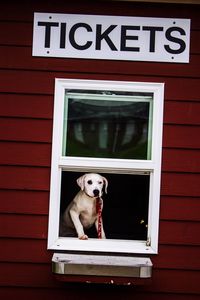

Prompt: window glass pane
[{"left": 63, "top": 90, "right": 153, "bottom": 160}]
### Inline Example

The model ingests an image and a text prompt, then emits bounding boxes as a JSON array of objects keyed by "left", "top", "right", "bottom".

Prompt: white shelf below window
[{"left": 52, "top": 253, "right": 152, "bottom": 280}]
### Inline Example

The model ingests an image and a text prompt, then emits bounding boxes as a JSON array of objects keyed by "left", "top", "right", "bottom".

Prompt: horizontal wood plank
[
  {"left": 0, "top": 45, "right": 200, "bottom": 76},
  {"left": 152, "top": 245, "right": 200, "bottom": 270},
  {"left": 0, "top": 22, "right": 32, "bottom": 46},
  {"left": 0, "top": 1, "right": 200, "bottom": 29},
  {"left": 0, "top": 190, "right": 49, "bottom": 215},
  {"left": 0, "top": 118, "right": 52, "bottom": 143},
  {"left": 1, "top": 188, "right": 200, "bottom": 223},
  {"left": 0, "top": 94, "right": 53, "bottom": 119},
  {"left": 191, "top": 31, "right": 200, "bottom": 53},
  {"left": 0, "top": 213, "right": 199, "bottom": 246},
  {"left": 1, "top": 94, "right": 200, "bottom": 126},
  {"left": 1, "top": 142, "right": 200, "bottom": 173},
  {"left": 160, "top": 196, "right": 200, "bottom": 221},
  {"left": 145, "top": 269, "right": 200, "bottom": 294},
  {"left": 0, "top": 288, "right": 199, "bottom": 300},
  {"left": 161, "top": 172, "right": 200, "bottom": 197},
  {"left": 0, "top": 238, "right": 200, "bottom": 272},
  {"left": 0, "top": 262, "right": 199, "bottom": 294},
  {"left": 1, "top": 165, "right": 200, "bottom": 196},
  {"left": 0, "top": 238, "right": 51, "bottom": 263},
  {"left": 0, "top": 142, "right": 51, "bottom": 167},
  {"left": 163, "top": 125, "right": 200, "bottom": 149},
  {"left": 0, "top": 189, "right": 199, "bottom": 222},
  {"left": 159, "top": 220, "right": 200, "bottom": 246},
  {"left": 0, "top": 70, "right": 200, "bottom": 101},
  {"left": 164, "top": 101, "right": 200, "bottom": 125},
  {"left": 0, "top": 214, "right": 48, "bottom": 239},
  {"left": 0, "top": 262, "right": 55, "bottom": 288},
  {"left": 0, "top": 89, "right": 200, "bottom": 125},
  {"left": 0, "top": 288, "right": 81, "bottom": 300},
  {"left": 0, "top": 166, "right": 50, "bottom": 191},
  {"left": 162, "top": 148, "right": 200, "bottom": 173},
  {"left": 1, "top": 118, "right": 200, "bottom": 149}
]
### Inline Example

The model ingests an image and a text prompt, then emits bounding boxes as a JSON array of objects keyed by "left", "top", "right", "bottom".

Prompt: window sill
[{"left": 52, "top": 253, "right": 152, "bottom": 285}]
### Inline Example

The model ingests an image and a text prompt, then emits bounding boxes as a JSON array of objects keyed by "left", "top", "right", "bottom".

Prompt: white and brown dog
[{"left": 60, "top": 173, "right": 108, "bottom": 240}]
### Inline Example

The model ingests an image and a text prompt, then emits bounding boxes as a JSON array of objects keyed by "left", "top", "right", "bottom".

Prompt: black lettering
[
  {"left": 142, "top": 26, "right": 164, "bottom": 52},
  {"left": 38, "top": 21, "right": 59, "bottom": 48},
  {"left": 69, "top": 23, "right": 92, "bottom": 50},
  {"left": 164, "top": 27, "right": 186, "bottom": 54},
  {"left": 96, "top": 24, "right": 117, "bottom": 50},
  {"left": 60, "top": 23, "right": 66, "bottom": 48},
  {"left": 121, "top": 26, "right": 140, "bottom": 52}
]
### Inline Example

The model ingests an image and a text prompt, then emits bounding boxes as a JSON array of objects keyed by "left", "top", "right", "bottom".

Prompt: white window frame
[{"left": 48, "top": 78, "right": 164, "bottom": 254}]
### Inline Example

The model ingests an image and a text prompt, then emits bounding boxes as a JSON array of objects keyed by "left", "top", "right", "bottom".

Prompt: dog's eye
[
  {"left": 87, "top": 180, "right": 92, "bottom": 185},
  {"left": 98, "top": 181, "right": 103, "bottom": 185}
]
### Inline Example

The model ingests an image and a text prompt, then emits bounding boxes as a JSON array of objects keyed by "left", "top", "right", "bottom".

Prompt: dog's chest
[
  {"left": 79, "top": 198, "right": 97, "bottom": 226},
  {"left": 81, "top": 198, "right": 96, "bottom": 216}
]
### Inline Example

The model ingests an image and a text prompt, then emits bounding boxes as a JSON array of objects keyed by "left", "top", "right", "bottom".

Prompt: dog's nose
[{"left": 93, "top": 189, "right": 99, "bottom": 197}]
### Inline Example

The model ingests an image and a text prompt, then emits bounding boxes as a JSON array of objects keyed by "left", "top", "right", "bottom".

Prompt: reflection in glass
[{"left": 63, "top": 91, "right": 153, "bottom": 160}]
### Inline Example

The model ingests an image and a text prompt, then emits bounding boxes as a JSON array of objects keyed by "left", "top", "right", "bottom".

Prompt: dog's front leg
[{"left": 69, "top": 209, "right": 88, "bottom": 240}]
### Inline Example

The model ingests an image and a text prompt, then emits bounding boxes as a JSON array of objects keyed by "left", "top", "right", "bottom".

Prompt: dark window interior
[{"left": 60, "top": 171, "right": 149, "bottom": 241}]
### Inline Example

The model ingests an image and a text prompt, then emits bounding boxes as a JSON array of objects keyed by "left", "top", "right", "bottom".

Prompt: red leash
[{"left": 96, "top": 197, "right": 102, "bottom": 239}]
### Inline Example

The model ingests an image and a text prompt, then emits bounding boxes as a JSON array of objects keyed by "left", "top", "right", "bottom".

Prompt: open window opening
[{"left": 60, "top": 171, "right": 149, "bottom": 241}]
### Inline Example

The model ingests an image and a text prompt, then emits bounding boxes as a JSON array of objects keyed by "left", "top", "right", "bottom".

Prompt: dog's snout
[{"left": 93, "top": 189, "right": 99, "bottom": 197}]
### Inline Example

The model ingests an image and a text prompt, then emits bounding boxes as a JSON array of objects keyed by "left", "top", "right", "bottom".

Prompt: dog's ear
[
  {"left": 76, "top": 174, "right": 86, "bottom": 191},
  {"left": 102, "top": 176, "right": 108, "bottom": 194}
]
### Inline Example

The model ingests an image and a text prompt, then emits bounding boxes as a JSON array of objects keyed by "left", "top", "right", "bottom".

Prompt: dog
[{"left": 60, "top": 173, "right": 108, "bottom": 240}]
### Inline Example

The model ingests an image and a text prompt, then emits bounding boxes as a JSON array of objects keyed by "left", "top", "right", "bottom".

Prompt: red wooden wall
[{"left": 0, "top": 0, "right": 200, "bottom": 299}]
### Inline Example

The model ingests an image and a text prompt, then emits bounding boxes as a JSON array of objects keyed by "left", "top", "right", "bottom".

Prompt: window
[{"left": 48, "top": 79, "right": 164, "bottom": 254}]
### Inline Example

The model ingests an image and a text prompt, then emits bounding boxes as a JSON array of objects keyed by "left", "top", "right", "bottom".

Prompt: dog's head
[{"left": 77, "top": 173, "right": 108, "bottom": 198}]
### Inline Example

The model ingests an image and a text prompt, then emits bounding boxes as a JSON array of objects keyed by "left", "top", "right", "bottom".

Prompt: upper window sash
[{"left": 52, "top": 79, "right": 164, "bottom": 172}]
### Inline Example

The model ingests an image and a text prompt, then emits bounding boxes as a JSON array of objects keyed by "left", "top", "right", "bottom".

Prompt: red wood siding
[{"left": 0, "top": 1, "right": 199, "bottom": 299}]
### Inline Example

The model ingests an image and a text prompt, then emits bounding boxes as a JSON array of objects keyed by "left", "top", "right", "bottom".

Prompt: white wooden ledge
[{"left": 52, "top": 253, "right": 152, "bottom": 279}]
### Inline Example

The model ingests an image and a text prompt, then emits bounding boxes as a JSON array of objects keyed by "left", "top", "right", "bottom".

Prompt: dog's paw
[{"left": 79, "top": 234, "right": 88, "bottom": 240}]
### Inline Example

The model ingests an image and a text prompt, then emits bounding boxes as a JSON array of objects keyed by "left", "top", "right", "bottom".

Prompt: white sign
[{"left": 32, "top": 13, "right": 190, "bottom": 63}]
